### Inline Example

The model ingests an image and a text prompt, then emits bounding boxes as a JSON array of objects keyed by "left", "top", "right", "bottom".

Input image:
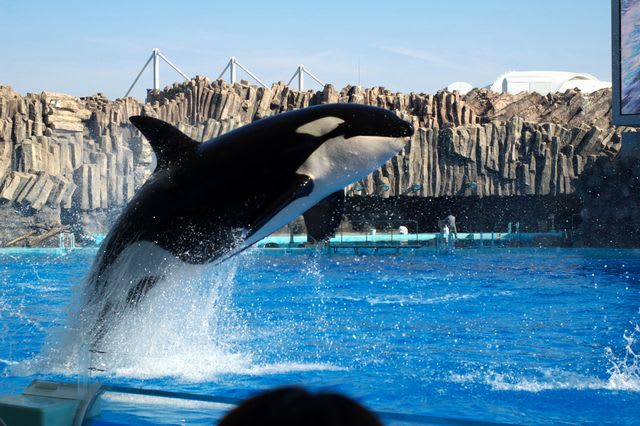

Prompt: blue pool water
[{"left": 1, "top": 248, "right": 639, "bottom": 425}]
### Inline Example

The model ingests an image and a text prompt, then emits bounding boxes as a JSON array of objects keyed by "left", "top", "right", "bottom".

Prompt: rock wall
[
  {"left": 0, "top": 77, "right": 618, "bottom": 245},
  {"left": 145, "top": 78, "right": 620, "bottom": 198},
  {"left": 357, "top": 117, "right": 620, "bottom": 198},
  {"left": 575, "top": 153, "right": 640, "bottom": 246}
]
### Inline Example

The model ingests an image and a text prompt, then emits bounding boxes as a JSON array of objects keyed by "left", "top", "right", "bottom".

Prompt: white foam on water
[
  {"left": 19, "top": 283, "right": 62, "bottom": 292},
  {"left": 332, "top": 293, "right": 479, "bottom": 306},
  {"left": 37, "top": 258, "right": 249, "bottom": 380},
  {"left": 241, "top": 362, "right": 346, "bottom": 376},
  {"left": 604, "top": 323, "right": 640, "bottom": 391},
  {"left": 425, "top": 293, "right": 478, "bottom": 304},
  {"left": 450, "top": 368, "right": 640, "bottom": 393},
  {"left": 102, "top": 392, "right": 234, "bottom": 411},
  {"left": 109, "top": 360, "right": 344, "bottom": 381},
  {"left": 15, "top": 253, "right": 343, "bottom": 382},
  {"left": 0, "top": 358, "right": 18, "bottom": 366},
  {"left": 448, "top": 324, "right": 640, "bottom": 393}
]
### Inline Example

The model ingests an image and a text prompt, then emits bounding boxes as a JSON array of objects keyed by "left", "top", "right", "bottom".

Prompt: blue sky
[{"left": 0, "top": 0, "right": 611, "bottom": 101}]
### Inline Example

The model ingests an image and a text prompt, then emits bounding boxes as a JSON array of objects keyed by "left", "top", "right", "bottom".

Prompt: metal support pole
[
  {"left": 286, "top": 68, "right": 299, "bottom": 88},
  {"left": 230, "top": 57, "right": 236, "bottom": 84},
  {"left": 217, "top": 59, "right": 231, "bottom": 81},
  {"left": 298, "top": 65, "right": 304, "bottom": 91},
  {"left": 303, "top": 67, "right": 324, "bottom": 86},
  {"left": 125, "top": 49, "right": 189, "bottom": 98},
  {"left": 157, "top": 52, "right": 189, "bottom": 80},
  {"left": 287, "top": 65, "right": 324, "bottom": 90},
  {"left": 124, "top": 51, "right": 154, "bottom": 97},
  {"left": 153, "top": 48, "right": 160, "bottom": 91},
  {"left": 219, "top": 57, "right": 268, "bottom": 89},
  {"left": 234, "top": 59, "right": 269, "bottom": 88}
]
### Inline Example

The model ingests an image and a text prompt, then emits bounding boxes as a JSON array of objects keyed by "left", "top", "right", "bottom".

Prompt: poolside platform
[{"left": 256, "top": 230, "right": 570, "bottom": 254}]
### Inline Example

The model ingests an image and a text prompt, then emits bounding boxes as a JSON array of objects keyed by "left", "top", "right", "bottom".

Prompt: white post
[
  {"left": 298, "top": 65, "right": 304, "bottom": 91},
  {"left": 230, "top": 57, "right": 237, "bottom": 84},
  {"left": 153, "top": 48, "right": 160, "bottom": 90}
]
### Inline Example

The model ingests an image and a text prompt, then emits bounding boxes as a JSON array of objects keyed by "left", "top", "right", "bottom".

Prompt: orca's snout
[{"left": 399, "top": 119, "right": 414, "bottom": 138}]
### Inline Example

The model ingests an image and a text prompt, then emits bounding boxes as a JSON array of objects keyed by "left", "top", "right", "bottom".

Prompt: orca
[{"left": 80, "top": 103, "right": 414, "bottom": 342}]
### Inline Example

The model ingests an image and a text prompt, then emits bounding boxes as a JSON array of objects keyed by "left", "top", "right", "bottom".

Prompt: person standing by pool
[
  {"left": 445, "top": 214, "right": 458, "bottom": 239},
  {"left": 438, "top": 215, "right": 457, "bottom": 253},
  {"left": 398, "top": 225, "right": 409, "bottom": 245}
]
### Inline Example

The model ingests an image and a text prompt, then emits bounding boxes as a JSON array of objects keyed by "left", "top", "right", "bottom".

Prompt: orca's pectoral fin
[
  {"left": 126, "top": 275, "right": 161, "bottom": 306},
  {"left": 247, "top": 174, "right": 314, "bottom": 239},
  {"left": 129, "top": 116, "right": 200, "bottom": 170},
  {"left": 303, "top": 189, "right": 345, "bottom": 243}
]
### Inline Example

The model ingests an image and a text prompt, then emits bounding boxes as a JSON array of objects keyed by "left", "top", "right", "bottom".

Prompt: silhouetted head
[{"left": 218, "top": 386, "right": 383, "bottom": 426}]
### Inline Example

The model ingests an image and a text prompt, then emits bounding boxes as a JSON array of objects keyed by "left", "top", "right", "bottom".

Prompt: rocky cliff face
[
  {"left": 144, "top": 78, "right": 619, "bottom": 199},
  {"left": 0, "top": 77, "right": 617, "bottom": 245},
  {"left": 575, "top": 151, "right": 640, "bottom": 247}
]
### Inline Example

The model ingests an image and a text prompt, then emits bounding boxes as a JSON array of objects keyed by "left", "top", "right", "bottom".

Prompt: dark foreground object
[{"left": 218, "top": 387, "right": 382, "bottom": 426}]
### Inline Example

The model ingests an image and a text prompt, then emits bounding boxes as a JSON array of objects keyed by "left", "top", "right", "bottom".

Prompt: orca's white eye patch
[{"left": 295, "top": 117, "right": 344, "bottom": 137}]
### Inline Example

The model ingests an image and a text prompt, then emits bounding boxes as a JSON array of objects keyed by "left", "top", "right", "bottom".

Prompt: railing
[
  {"left": 335, "top": 220, "right": 420, "bottom": 246},
  {"left": 58, "top": 232, "right": 76, "bottom": 251}
]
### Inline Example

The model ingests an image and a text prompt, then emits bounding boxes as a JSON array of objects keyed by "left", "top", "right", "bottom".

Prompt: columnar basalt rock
[
  {"left": 351, "top": 117, "right": 620, "bottom": 199},
  {"left": 0, "top": 78, "right": 618, "bottom": 245}
]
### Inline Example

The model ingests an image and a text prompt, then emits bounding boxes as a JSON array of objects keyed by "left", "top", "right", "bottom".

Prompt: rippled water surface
[{"left": 1, "top": 247, "right": 639, "bottom": 425}]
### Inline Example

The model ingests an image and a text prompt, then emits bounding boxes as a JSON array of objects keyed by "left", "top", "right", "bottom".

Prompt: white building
[
  {"left": 446, "top": 81, "right": 475, "bottom": 95},
  {"left": 489, "top": 71, "right": 611, "bottom": 95}
]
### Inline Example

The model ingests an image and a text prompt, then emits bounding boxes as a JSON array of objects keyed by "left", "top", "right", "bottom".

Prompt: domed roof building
[
  {"left": 446, "top": 81, "right": 475, "bottom": 95},
  {"left": 488, "top": 71, "right": 611, "bottom": 95}
]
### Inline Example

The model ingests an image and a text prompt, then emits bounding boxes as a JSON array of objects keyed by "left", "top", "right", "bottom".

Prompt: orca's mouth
[
  {"left": 397, "top": 120, "right": 415, "bottom": 138},
  {"left": 343, "top": 118, "right": 414, "bottom": 139}
]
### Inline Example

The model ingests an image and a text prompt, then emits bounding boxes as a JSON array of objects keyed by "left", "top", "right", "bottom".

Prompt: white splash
[
  {"left": 16, "top": 253, "right": 341, "bottom": 382},
  {"left": 605, "top": 323, "right": 640, "bottom": 391},
  {"left": 31, "top": 258, "right": 249, "bottom": 380},
  {"left": 448, "top": 325, "right": 640, "bottom": 393},
  {"left": 330, "top": 292, "right": 479, "bottom": 306},
  {"left": 449, "top": 368, "right": 639, "bottom": 393}
]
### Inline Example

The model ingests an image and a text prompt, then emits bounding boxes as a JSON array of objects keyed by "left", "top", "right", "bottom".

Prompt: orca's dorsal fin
[{"left": 129, "top": 116, "right": 200, "bottom": 170}]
